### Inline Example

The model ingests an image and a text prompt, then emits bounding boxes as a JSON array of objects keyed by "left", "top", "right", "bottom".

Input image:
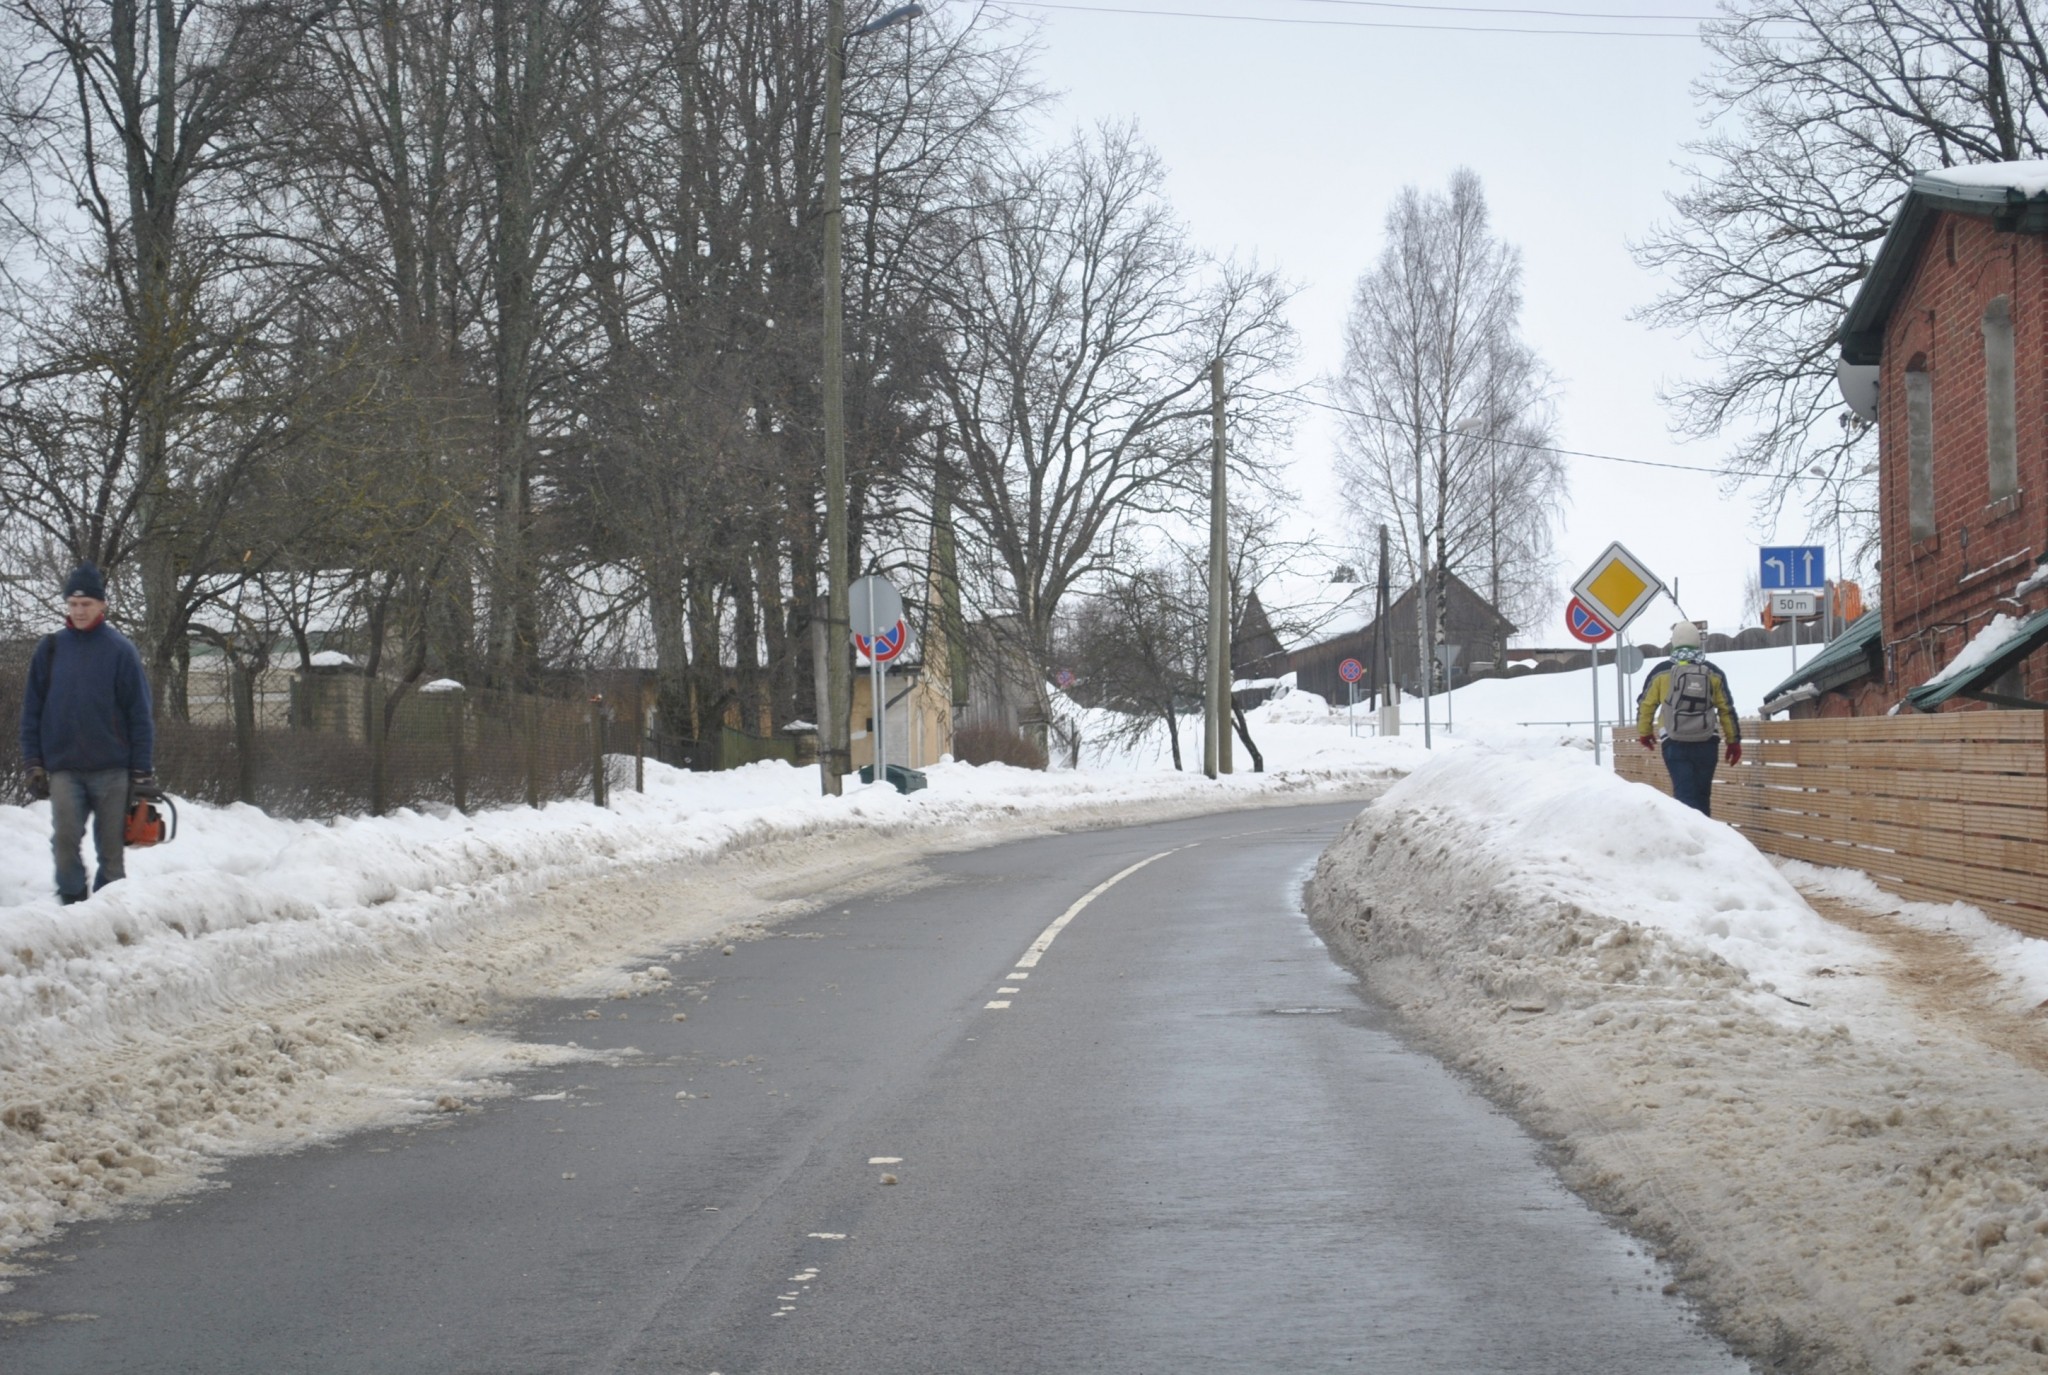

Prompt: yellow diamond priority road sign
[{"left": 1570, "top": 542, "right": 1663, "bottom": 630}]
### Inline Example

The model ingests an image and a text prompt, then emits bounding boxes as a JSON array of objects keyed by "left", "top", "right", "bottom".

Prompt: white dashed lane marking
[{"left": 985, "top": 848, "right": 1185, "bottom": 1010}]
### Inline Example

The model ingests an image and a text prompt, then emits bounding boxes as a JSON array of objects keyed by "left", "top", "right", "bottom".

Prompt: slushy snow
[{"left": 1309, "top": 743, "right": 2048, "bottom": 1374}]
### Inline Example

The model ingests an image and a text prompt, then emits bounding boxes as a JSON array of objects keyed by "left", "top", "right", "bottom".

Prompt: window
[
  {"left": 1984, "top": 295, "right": 2018, "bottom": 501},
  {"left": 1906, "top": 355, "right": 1936, "bottom": 541}
]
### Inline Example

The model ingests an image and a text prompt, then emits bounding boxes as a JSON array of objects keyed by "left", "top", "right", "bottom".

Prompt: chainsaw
[{"left": 124, "top": 785, "right": 178, "bottom": 847}]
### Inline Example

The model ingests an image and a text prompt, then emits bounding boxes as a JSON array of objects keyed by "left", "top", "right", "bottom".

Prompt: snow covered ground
[
  {"left": 12, "top": 644, "right": 2048, "bottom": 1375},
  {"left": 0, "top": 694, "right": 1407, "bottom": 1256},
  {"left": 1308, "top": 744, "right": 2048, "bottom": 1374}
]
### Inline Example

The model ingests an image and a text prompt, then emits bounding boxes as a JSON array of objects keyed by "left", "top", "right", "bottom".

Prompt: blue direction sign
[{"left": 1760, "top": 545, "right": 1826, "bottom": 590}]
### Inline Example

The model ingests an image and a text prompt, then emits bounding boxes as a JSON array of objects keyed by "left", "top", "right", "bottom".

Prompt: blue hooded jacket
[{"left": 19, "top": 621, "right": 155, "bottom": 773}]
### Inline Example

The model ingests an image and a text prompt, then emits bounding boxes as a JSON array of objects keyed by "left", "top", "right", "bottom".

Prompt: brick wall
[{"left": 1880, "top": 211, "right": 2048, "bottom": 703}]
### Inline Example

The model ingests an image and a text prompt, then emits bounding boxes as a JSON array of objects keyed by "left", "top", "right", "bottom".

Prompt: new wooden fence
[{"left": 1613, "top": 714, "right": 2048, "bottom": 938}]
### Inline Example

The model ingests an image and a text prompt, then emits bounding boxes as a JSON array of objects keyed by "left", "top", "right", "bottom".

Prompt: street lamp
[
  {"left": 821, "top": 1, "right": 921, "bottom": 796},
  {"left": 1807, "top": 459, "right": 1878, "bottom": 642}
]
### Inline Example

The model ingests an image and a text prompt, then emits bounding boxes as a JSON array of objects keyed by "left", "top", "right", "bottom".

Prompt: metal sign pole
[
  {"left": 1591, "top": 643, "right": 1603, "bottom": 764},
  {"left": 1348, "top": 679, "right": 1356, "bottom": 737},
  {"left": 871, "top": 645, "right": 884, "bottom": 785}
]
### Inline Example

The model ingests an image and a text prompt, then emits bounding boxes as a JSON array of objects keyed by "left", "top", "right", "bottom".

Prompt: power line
[
  {"left": 992, "top": 0, "right": 1713, "bottom": 37},
  {"left": 1275, "top": 389, "right": 1837, "bottom": 481},
  {"left": 1298, "top": 0, "right": 1723, "bottom": 22}
]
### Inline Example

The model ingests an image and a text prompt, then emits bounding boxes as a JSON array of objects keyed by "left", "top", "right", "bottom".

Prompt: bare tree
[
  {"left": 930, "top": 122, "right": 1295, "bottom": 738},
  {"left": 1333, "top": 169, "right": 1564, "bottom": 634},
  {"left": 1633, "top": 0, "right": 2048, "bottom": 539}
]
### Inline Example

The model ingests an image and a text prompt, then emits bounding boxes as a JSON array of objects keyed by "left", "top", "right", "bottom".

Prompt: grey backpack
[{"left": 1665, "top": 661, "right": 1718, "bottom": 743}]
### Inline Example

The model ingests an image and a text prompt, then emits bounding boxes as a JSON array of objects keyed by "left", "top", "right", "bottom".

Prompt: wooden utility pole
[
  {"left": 819, "top": 0, "right": 851, "bottom": 798},
  {"left": 1205, "top": 360, "right": 1230, "bottom": 778}
]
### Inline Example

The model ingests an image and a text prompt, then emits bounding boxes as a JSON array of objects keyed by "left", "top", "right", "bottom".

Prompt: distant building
[{"left": 1245, "top": 569, "right": 1515, "bottom": 704}]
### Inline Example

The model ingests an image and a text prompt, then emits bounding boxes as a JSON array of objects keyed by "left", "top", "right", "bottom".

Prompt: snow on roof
[
  {"left": 1917, "top": 160, "right": 2048, "bottom": 196},
  {"left": 419, "top": 678, "right": 465, "bottom": 694},
  {"left": 1920, "top": 613, "right": 2025, "bottom": 690},
  {"left": 308, "top": 650, "right": 358, "bottom": 669},
  {"left": 1254, "top": 572, "right": 1376, "bottom": 655}
]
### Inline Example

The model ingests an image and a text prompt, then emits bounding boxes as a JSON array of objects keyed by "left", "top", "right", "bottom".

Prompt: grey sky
[{"left": 989, "top": 0, "right": 1839, "bottom": 640}]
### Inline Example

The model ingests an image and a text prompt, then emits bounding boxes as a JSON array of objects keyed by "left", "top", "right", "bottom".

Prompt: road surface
[{"left": 1, "top": 800, "right": 1749, "bottom": 1373}]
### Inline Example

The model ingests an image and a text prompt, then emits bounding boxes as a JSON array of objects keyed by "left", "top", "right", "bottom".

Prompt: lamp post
[
  {"left": 821, "top": 1, "right": 921, "bottom": 796},
  {"left": 1807, "top": 459, "right": 1876, "bottom": 642}
]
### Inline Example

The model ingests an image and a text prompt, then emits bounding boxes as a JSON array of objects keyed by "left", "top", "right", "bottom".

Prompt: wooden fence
[{"left": 1613, "top": 715, "right": 2048, "bottom": 938}]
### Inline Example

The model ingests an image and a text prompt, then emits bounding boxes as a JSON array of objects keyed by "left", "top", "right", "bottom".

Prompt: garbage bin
[{"left": 858, "top": 763, "right": 927, "bottom": 794}]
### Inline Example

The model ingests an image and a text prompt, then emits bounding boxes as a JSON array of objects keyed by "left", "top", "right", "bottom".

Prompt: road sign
[
  {"left": 1566, "top": 597, "right": 1615, "bottom": 644},
  {"left": 848, "top": 575, "right": 904, "bottom": 638},
  {"left": 855, "top": 619, "right": 909, "bottom": 663},
  {"left": 1770, "top": 591, "right": 1820, "bottom": 619},
  {"left": 1055, "top": 668, "right": 1075, "bottom": 688},
  {"left": 1760, "top": 545, "right": 1825, "bottom": 590},
  {"left": 1570, "top": 542, "right": 1663, "bottom": 630},
  {"left": 1433, "top": 644, "right": 1462, "bottom": 670},
  {"left": 1617, "top": 644, "right": 1645, "bottom": 675},
  {"left": 1338, "top": 657, "right": 1364, "bottom": 684}
]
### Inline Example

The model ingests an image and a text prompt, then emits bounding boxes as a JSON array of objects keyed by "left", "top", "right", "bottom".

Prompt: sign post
[
  {"left": 1339, "top": 657, "right": 1364, "bottom": 737},
  {"left": 1761, "top": 546, "right": 1825, "bottom": 674},
  {"left": 1616, "top": 642, "right": 1644, "bottom": 751},
  {"left": 1569, "top": 543, "right": 1664, "bottom": 767},
  {"left": 849, "top": 574, "right": 907, "bottom": 787},
  {"left": 1433, "top": 645, "right": 1462, "bottom": 733}
]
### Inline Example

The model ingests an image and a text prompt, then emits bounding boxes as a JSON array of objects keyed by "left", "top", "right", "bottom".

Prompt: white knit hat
[{"left": 1669, "top": 620, "right": 1703, "bottom": 649}]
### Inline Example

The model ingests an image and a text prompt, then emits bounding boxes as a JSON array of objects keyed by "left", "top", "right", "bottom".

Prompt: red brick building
[{"left": 1824, "top": 163, "right": 2048, "bottom": 713}]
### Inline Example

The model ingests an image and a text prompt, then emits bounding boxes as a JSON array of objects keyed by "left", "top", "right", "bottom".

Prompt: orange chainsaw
[{"left": 124, "top": 786, "right": 177, "bottom": 847}]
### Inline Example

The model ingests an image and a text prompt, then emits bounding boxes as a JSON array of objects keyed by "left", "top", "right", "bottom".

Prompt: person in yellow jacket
[{"left": 1634, "top": 620, "right": 1741, "bottom": 816}]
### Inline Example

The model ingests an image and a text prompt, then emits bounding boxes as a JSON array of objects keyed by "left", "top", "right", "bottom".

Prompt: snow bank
[
  {"left": 0, "top": 741, "right": 1400, "bottom": 1255},
  {"left": 1309, "top": 743, "right": 2048, "bottom": 1374}
]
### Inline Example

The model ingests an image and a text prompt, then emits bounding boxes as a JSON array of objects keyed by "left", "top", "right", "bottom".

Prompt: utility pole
[
  {"left": 818, "top": 1, "right": 920, "bottom": 797},
  {"left": 819, "top": 0, "right": 850, "bottom": 797},
  {"left": 1206, "top": 359, "right": 1229, "bottom": 779},
  {"left": 1415, "top": 436, "right": 1432, "bottom": 749}
]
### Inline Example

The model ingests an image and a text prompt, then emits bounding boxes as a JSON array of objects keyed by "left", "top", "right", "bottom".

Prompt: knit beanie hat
[
  {"left": 1669, "top": 619, "right": 1702, "bottom": 650},
  {"left": 63, "top": 562, "right": 106, "bottom": 601}
]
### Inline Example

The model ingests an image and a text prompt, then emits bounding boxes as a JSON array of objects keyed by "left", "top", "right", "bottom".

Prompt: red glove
[
  {"left": 1638, "top": 735, "right": 1656, "bottom": 751},
  {"left": 1725, "top": 741, "right": 1742, "bottom": 766}
]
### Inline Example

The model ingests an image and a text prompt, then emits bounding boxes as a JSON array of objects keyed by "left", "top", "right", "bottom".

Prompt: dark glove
[
  {"left": 1638, "top": 735, "right": 1657, "bottom": 752},
  {"left": 1725, "top": 742, "right": 1742, "bottom": 766},
  {"left": 129, "top": 770, "right": 162, "bottom": 798},
  {"left": 25, "top": 765, "right": 48, "bottom": 801}
]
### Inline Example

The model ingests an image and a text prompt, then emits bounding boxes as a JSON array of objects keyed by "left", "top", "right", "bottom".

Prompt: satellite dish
[{"left": 1836, "top": 360, "right": 1879, "bottom": 424}]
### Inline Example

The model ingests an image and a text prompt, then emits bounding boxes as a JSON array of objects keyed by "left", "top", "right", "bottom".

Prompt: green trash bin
[{"left": 858, "top": 763, "right": 927, "bottom": 794}]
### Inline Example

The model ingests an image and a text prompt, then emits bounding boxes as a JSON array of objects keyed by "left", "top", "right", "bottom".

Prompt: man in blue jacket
[{"left": 18, "top": 563, "right": 157, "bottom": 903}]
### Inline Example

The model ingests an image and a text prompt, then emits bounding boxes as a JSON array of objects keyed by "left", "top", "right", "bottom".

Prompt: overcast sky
[{"left": 984, "top": 0, "right": 1841, "bottom": 641}]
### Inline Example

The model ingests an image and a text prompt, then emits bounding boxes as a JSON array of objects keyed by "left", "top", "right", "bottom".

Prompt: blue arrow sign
[{"left": 1760, "top": 545, "right": 1825, "bottom": 590}]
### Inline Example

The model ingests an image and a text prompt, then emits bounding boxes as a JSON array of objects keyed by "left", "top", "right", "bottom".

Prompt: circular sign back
[
  {"left": 848, "top": 575, "right": 904, "bottom": 639},
  {"left": 1566, "top": 597, "right": 1615, "bottom": 644}
]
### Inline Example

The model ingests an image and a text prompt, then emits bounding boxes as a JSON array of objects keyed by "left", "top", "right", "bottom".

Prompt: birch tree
[{"left": 1334, "top": 169, "right": 1564, "bottom": 633}]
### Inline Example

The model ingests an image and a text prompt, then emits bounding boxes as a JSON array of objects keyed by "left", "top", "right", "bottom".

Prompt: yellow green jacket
[{"left": 1634, "top": 657, "right": 1739, "bottom": 741}]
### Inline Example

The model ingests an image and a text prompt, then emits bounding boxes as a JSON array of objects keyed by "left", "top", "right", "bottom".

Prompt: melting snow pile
[{"left": 1309, "top": 744, "right": 2048, "bottom": 1375}]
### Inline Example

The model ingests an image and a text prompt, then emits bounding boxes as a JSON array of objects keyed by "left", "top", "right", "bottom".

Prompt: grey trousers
[{"left": 50, "top": 766, "right": 129, "bottom": 902}]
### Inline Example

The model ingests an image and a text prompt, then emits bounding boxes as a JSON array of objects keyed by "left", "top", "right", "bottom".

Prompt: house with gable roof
[{"left": 1770, "top": 161, "right": 2048, "bottom": 717}]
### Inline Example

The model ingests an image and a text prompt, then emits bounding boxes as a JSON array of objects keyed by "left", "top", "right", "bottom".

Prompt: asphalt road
[{"left": 1, "top": 800, "right": 1751, "bottom": 1374}]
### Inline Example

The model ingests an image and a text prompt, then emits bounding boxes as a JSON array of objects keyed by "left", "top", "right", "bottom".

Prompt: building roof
[
  {"left": 1757, "top": 610, "right": 1883, "bottom": 715},
  {"left": 1840, "top": 162, "right": 2048, "bottom": 365},
  {"left": 1906, "top": 607, "right": 2048, "bottom": 711}
]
